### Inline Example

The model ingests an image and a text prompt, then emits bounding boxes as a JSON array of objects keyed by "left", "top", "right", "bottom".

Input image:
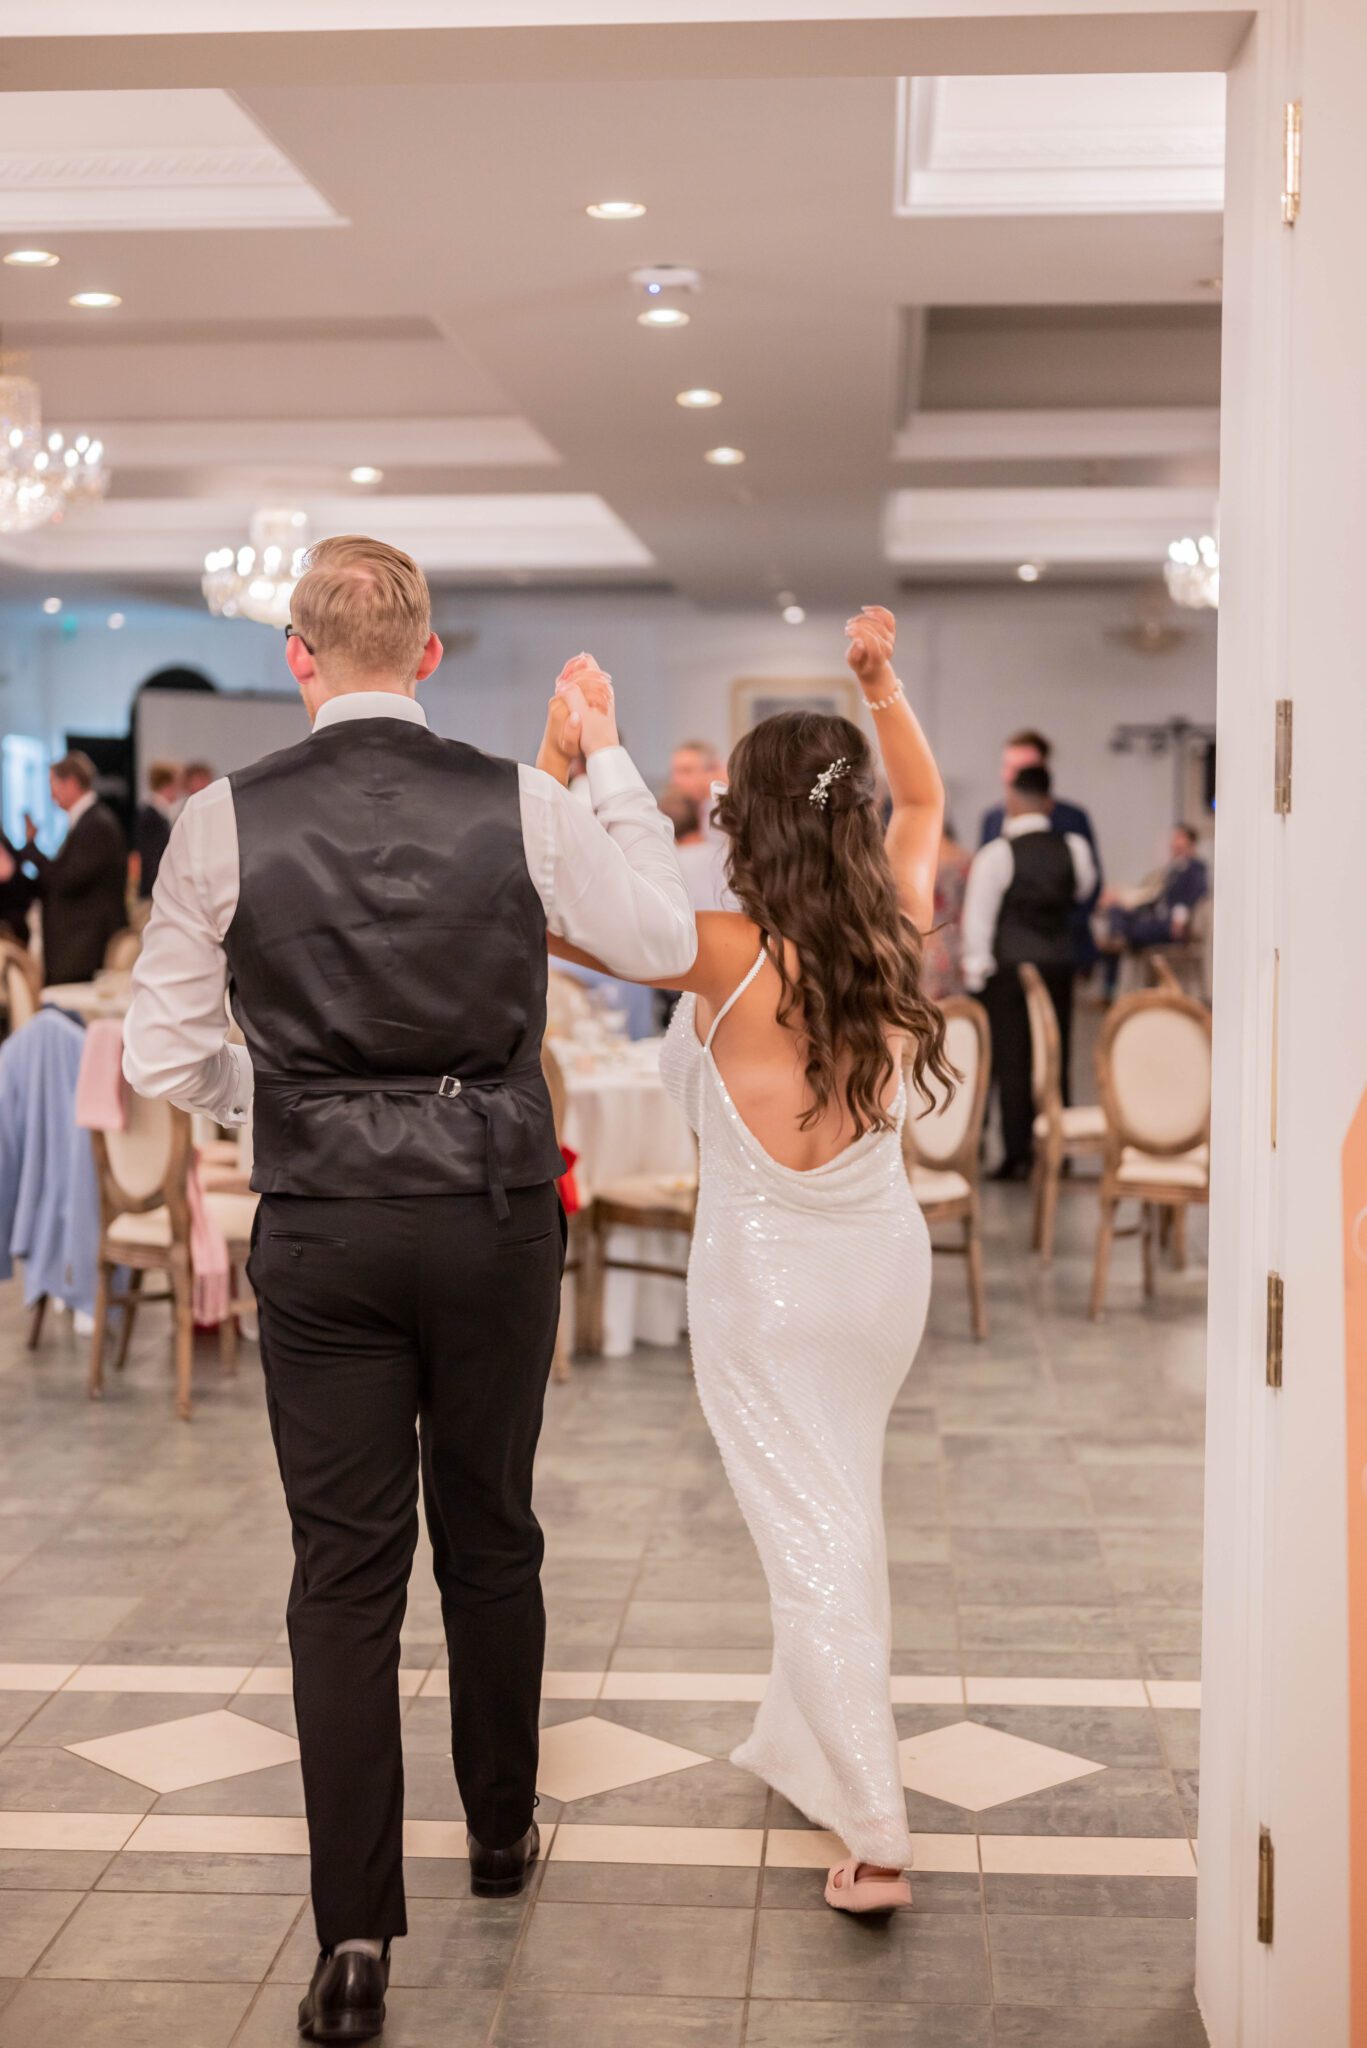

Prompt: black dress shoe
[
  {"left": 297, "top": 1945, "right": 389, "bottom": 2042},
  {"left": 468, "top": 1820, "right": 540, "bottom": 1897}
]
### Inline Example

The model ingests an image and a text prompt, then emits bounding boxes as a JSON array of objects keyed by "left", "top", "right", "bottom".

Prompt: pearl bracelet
[{"left": 864, "top": 679, "right": 905, "bottom": 713}]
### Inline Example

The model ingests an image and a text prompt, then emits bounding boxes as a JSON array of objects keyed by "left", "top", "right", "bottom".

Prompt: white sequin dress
[{"left": 660, "top": 951, "right": 929, "bottom": 1868}]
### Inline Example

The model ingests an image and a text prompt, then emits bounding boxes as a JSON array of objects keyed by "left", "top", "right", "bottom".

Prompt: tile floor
[{"left": 0, "top": 1177, "right": 1208, "bottom": 2046}]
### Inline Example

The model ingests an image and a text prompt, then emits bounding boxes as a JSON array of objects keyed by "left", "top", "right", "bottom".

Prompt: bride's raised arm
[{"left": 845, "top": 605, "right": 943, "bottom": 935}]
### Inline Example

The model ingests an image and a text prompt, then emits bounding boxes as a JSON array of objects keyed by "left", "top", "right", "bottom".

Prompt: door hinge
[
  {"left": 1258, "top": 1825, "right": 1275, "bottom": 1942},
  {"left": 1282, "top": 101, "right": 1302, "bottom": 224},
  {"left": 1266, "top": 1273, "right": 1284, "bottom": 1389},
  {"left": 1273, "top": 699, "right": 1293, "bottom": 814}
]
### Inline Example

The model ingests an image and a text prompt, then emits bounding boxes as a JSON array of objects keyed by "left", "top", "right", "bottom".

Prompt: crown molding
[{"left": 0, "top": 142, "right": 343, "bottom": 231}]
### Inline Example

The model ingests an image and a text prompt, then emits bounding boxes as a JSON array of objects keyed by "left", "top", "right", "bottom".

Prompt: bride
[{"left": 544, "top": 607, "right": 951, "bottom": 1911}]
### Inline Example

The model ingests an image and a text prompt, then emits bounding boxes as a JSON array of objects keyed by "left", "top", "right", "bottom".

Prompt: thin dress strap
[{"left": 703, "top": 947, "right": 769, "bottom": 1053}]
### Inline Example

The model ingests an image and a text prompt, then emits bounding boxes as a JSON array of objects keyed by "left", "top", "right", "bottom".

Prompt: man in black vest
[
  {"left": 124, "top": 536, "right": 695, "bottom": 2041},
  {"left": 21, "top": 751, "right": 128, "bottom": 984},
  {"left": 962, "top": 763, "right": 1097, "bottom": 1180}
]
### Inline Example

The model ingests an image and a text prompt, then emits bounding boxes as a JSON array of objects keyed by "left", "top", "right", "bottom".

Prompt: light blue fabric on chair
[{"left": 0, "top": 1006, "right": 101, "bottom": 1316}]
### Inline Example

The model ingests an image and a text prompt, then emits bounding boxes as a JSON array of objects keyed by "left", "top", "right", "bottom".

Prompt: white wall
[{"left": 0, "top": 582, "right": 1214, "bottom": 885}]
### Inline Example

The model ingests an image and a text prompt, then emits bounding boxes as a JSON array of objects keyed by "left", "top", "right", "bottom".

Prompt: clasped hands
[{"left": 536, "top": 653, "right": 619, "bottom": 784}]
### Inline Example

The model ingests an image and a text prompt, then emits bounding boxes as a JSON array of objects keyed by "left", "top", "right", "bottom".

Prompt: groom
[{"left": 123, "top": 535, "right": 695, "bottom": 2041}]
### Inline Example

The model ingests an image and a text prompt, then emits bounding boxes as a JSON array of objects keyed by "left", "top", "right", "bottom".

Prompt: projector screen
[{"left": 133, "top": 688, "right": 308, "bottom": 798}]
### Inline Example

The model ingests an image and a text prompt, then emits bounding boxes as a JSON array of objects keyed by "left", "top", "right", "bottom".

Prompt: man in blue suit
[{"left": 979, "top": 730, "right": 1101, "bottom": 1099}]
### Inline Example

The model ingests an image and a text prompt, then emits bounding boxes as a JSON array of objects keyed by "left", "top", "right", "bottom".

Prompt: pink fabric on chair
[
  {"left": 186, "top": 1160, "right": 232, "bottom": 1328},
  {"left": 74, "top": 1018, "right": 128, "bottom": 1133}
]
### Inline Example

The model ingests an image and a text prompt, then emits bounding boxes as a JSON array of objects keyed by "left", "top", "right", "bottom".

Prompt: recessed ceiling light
[
  {"left": 1016, "top": 562, "right": 1043, "bottom": 583},
  {"left": 41, "top": 596, "right": 62, "bottom": 614},
  {"left": 107, "top": 612, "right": 126, "bottom": 630},
  {"left": 69, "top": 290, "right": 121, "bottom": 309},
  {"left": 349, "top": 465, "right": 383, "bottom": 485},
  {"left": 587, "top": 200, "right": 646, "bottom": 220},
  {"left": 782, "top": 604, "right": 806, "bottom": 625},
  {"left": 704, "top": 446, "right": 745, "bottom": 466},
  {"left": 4, "top": 248, "right": 59, "bottom": 268},
  {"left": 676, "top": 388, "right": 722, "bottom": 409},
  {"left": 638, "top": 306, "right": 689, "bottom": 329}
]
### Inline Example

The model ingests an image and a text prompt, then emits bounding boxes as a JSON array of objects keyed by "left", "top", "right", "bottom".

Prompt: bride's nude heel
[{"left": 824, "top": 1858, "right": 912, "bottom": 1914}]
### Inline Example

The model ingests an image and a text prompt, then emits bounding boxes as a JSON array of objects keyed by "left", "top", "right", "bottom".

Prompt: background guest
[
  {"left": 670, "top": 739, "right": 725, "bottom": 831},
  {"left": 0, "top": 835, "right": 37, "bottom": 950},
  {"left": 979, "top": 727, "right": 1102, "bottom": 1002},
  {"left": 919, "top": 817, "right": 972, "bottom": 1001},
  {"left": 963, "top": 764, "right": 1097, "bottom": 1181},
  {"left": 131, "top": 758, "right": 183, "bottom": 901},
  {"left": 20, "top": 753, "right": 128, "bottom": 986},
  {"left": 1098, "top": 822, "right": 1209, "bottom": 995},
  {"left": 182, "top": 760, "right": 215, "bottom": 800},
  {"left": 659, "top": 784, "right": 734, "bottom": 914}
]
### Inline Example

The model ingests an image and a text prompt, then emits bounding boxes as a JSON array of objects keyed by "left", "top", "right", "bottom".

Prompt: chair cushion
[
  {"left": 594, "top": 1173, "right": 697, "bottom": 1220},
  {"left": 106, "top": 1205, "right": 173, "bottom": 1251},
  {"left": 1034, "top": 1104, "right": 1107, "bottom": 1143},
  {"left": 1117, "top": 1144, "right": 1210, "bottom": 1190},
  {"left": 204, "top": 1191, "right": 260, "bottom": 1246},
  {"left": 911, "top": 1167, "right": 972, "bottom": 1206},
  {"left": 106, "top": 1190, "right": 259, "bottom": 1255}
]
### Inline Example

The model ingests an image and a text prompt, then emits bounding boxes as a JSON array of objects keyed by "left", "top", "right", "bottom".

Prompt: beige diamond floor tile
[
  {"left": 536, "top": 1714, "right": 710, "bottom": 1803},
  {"left": 66, "top": 1709, "right": 300, "bottom": 1796},
  {"left": 898, "top": 1718, "right": 1104, "bottom": 1813}
]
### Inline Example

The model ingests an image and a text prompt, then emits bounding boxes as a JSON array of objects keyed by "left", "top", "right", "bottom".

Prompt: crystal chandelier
[
  {"left": 202, "top": 508, "right": 312, "bottom": 627},
  {"left": 1164, "top": 531, "right": 1219, "bottom": 610},
  {"left": 0, "top": 373, "right": 109, "bottom": 534}
]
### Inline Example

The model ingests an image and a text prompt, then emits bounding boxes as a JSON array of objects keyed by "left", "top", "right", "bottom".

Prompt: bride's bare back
[{"left": 694, "top": 917, "right": 903, "bottom": 1172}]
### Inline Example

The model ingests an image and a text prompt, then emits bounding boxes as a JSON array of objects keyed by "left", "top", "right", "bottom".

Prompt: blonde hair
[{"left": 291, "top": 534, "right": 431, "bottom": 682}]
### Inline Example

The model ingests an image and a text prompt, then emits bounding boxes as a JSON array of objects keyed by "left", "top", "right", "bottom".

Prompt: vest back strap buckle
[{"left": 438, "top": 1075, "right": 462, "bottom": 1099}]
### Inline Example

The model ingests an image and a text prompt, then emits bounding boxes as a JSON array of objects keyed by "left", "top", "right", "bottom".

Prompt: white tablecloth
[
  {"left": 556, "top": 1036, "right": 694, "bottom": 1357},
  {"left": 42, "top": 978, "right": 131, "bottom": 1021}
]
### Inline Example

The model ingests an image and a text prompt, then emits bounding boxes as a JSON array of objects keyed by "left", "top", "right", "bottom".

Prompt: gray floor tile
[
  {"left": 988, "top": 1913, "right": 1197, "bottom": 2009},
  {"left": 986, "top": 1874, "right": 1197, "bottom": 1918},
  {"left": 561, "top": 1759, "right": 767, "bottom": 1829},
  {"left": 0, "top": 1979, "right": 253, "bottom": 2048},
  {"left": 11, "top": 1690, "right": 236, "bottom": 1747},
  {"left": 968, "top": 1704, "right": 1167, "bottom": 1769},
  {"left": 152, "top": 1761, "right": 306, "bottom": 1817},
  {"left": 750, "top": 1908, "right": 991, "bottom": 2004},
  {"left": 0, "top": 1848, "right": 115, "bottom": 1890},
  {"left": 0, "top": 1892, "right": 84, "bottom": 1976},
  {"left": 994, "top": 2012, "right": 1209, "bottom": 2047},
  {"left": 98, "top": 1852, "right": 313, "bottom": 1894},
  {"left": 974, "top": 1768, "right": 1190, "bottom": 1839},
  {"left": 493, "top": 1990, "right": 743, "bottom": 2047},
  {"left": 539, "top": 1859, "right": 758, "bottom": 1907},
  {"left": 236, "top": 1983, "right": 499, "bottom": 2047},
  {"left": 511, "top": 1902, "right": 753, "bottom": 1998},
  {"left": 594, "top": 1697, "right": 758, "bottom": 1757},
  {"left": 272, "top": 1896, "right": 527, "bottom": 1991},
  {"left": 0, "top": 1747, "right": 153, "bottom": 1813},
  {"left": 34, "top": 1890, "right": 303, "bottom": 1983},
  {"left": 745, "top": 2001, "right": 995, "bottom": 2048}
]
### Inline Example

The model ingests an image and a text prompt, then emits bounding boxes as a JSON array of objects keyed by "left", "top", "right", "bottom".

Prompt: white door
[{"left": 1198, "top": 2, "right": 1367, "bottom": 2044}]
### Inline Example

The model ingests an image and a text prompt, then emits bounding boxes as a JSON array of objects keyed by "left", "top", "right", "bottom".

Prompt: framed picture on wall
[{"left": 730, "top": 675, "right": 862, "bottom": 742}]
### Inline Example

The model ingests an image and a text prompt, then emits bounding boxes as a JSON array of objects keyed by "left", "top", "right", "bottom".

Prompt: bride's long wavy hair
[{"left": 712, "top": 710, "right": 956, "bottom": 1137}]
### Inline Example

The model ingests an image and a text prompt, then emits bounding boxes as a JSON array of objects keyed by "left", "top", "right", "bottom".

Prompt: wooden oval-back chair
[
  {"left": 1089, "top": 989, "right": 1212, "bottom": 1319},
  {"left": 903, "top": 995, "right": 992, "bottom": 1339},
  {"left": 0, "top": 936, "right": 40, "bottom": 1034},
  {"left": 1020, "top": 961, "right": 1107, "bottom": 1263},
  {"left": 89, "top": 1094, "right": 258, "bottom": 1418}
]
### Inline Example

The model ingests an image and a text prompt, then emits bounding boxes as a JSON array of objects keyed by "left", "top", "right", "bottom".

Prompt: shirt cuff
[
  {"left": 218, "top": 1044, "right": 253, "bottom": 1127},
  {"left": 584, "top": 745, "right": 648, "bottom": 809}
]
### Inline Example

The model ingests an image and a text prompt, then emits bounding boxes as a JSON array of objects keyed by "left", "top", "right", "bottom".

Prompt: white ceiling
[{"left": 0, "top": 67, "right": 1224, "bottom": 607}]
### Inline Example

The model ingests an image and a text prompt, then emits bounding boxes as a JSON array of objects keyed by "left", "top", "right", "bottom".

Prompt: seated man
[{"left": 1099, "top": 822, "right": 1209, "bottom": 993}]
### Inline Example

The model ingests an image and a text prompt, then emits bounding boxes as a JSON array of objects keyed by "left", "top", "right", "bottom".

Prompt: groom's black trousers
[{"left": 248, "top": 1183, "right": 564, "bottom": 1945}]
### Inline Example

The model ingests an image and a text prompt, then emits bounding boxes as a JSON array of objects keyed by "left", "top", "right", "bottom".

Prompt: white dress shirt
[
  {"left": 123, "top": 691, "right": 697, "bottom": 1126},
  {"left": 960, "top": 811, "right": 1098, "bottom": 993},
  {"left": 64, "top": 790, "right": 98, "bottom": 831}
]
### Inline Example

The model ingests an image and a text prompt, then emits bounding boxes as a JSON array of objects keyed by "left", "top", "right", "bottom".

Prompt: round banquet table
[{"left": 554, "top": 1034, "right": 694, "bottom": 1357}]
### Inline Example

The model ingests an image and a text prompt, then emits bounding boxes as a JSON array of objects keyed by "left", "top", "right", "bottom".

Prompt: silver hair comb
[{"left": 808, "top": 757, "right": 850, "bottom": 810}]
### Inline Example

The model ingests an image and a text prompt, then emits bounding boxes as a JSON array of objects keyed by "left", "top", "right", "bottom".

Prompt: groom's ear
[
  {"left": 285, "top": 633, "right": 316, "bottom": 689},
  {"left": 415, "top": 631, "right": 444, "bottom": 683}
]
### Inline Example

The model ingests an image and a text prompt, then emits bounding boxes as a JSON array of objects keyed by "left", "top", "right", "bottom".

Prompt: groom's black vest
[{"left": 224, "top": 718, "right": 563, "bottom": 1203}]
